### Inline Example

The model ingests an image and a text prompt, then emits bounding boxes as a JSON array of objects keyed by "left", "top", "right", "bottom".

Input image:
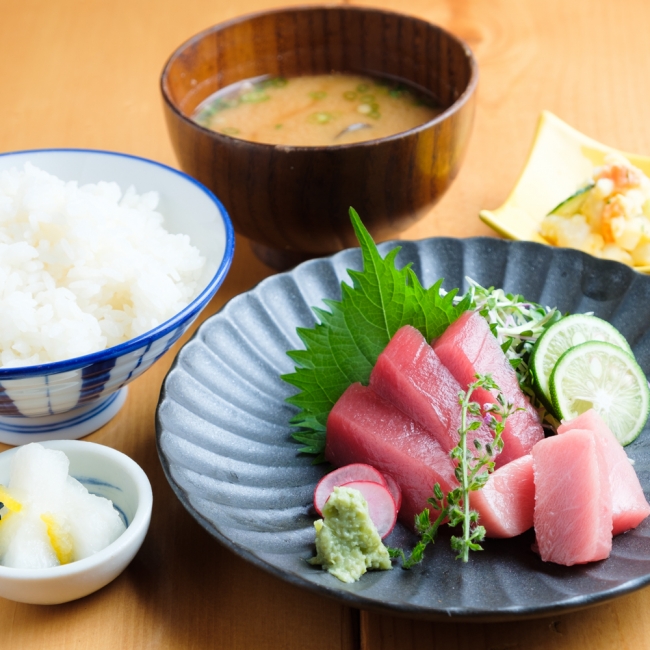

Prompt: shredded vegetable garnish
[{"left": 458, "top": 279, "right": 563, "bottom": 428}]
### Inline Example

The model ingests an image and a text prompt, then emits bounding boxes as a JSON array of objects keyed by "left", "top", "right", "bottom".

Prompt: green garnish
[
  {"left": 389, "top": 374, "right": 514, "bottom": 566},
  {"left": 356, "top": 83, "right": 370, "bottom": 92},
  {"left": 258, "top": 76, "right": 288, "bottom": 90},
  {"left": 241, "top": 90, "right": 270, "bottom": 104},
  {"left": 308, "top": 112, "right": 335, "bottom": 124},
  {"left": 309, "top": 91, "right": 327, "bottom": 100},
  {"left": 463, "top": 280, "right": 563, "bottom": 427},
  {"left": 343, "top": 91, "right": 357, "bottom": 101},
  {"left": 194, "top": 97, "right": 239, "bottom": 124},
  {"left": 281, "top": 210, "right": 470, "bottom": 460}
]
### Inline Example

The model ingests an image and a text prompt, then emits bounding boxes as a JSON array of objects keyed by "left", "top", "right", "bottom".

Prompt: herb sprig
[
  {"left": 389, "top": 374, "right": 515, "bottom": 566},
  {"left": 281, "top": 210, "right": 470, "bottom": 460}
]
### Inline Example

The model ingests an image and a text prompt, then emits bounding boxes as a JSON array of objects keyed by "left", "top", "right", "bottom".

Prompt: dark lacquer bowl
[{"left": 160, "top": 6, "right": 478, "bottom": 269}]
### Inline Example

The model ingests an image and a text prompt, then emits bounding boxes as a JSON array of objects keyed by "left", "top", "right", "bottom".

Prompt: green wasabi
[{"left": 309, "top": 486, "right": 392, "bottom": 583}]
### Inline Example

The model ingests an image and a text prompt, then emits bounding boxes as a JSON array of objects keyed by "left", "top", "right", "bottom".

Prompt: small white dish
[{"left": 0, "top": 440, "right": 152, "bottom": 604}]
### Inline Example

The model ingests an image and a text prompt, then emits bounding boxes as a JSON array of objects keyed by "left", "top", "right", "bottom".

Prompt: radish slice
[
  {"left": 382, "top": 474, "right": 402, "bottom": 513},
  {"left": 336, "top": 480, "right": 398, "bottom": 538},
  {"left": 314, "top": 463, "right": 387, "bottom": 515}
]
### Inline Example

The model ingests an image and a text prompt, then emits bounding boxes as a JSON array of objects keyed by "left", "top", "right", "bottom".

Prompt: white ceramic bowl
[
  {"left": 0, "top": 149, "right": 235, "bottom": 444},
  {"left": 0, "top": 440, "right": 153, "bottom": 604}
]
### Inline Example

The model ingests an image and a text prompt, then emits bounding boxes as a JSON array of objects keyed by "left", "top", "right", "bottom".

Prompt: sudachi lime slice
[
  {"left": 531, "top": 314, "right": 632, "bottom": 409},
  {"left": 550, "top": 340, "right": 650, "bottom": 446}
]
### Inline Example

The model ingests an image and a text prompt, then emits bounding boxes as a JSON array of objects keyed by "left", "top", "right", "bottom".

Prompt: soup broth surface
[{"left": 193, "top": 73, "right": 441, "bottom": 146}]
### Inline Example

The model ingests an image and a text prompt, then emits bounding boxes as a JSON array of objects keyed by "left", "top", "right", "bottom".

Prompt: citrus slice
[
  {"left": 531, "top": 314, "right": 632, "bottom": 409},
  {"left": 550, "top": 341, "right": 650, "bottom": 445}
]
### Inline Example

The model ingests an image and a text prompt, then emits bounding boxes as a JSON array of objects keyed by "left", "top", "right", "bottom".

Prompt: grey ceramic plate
[{"left": 156, "top": 238, "right": 650, "bottom": 622}]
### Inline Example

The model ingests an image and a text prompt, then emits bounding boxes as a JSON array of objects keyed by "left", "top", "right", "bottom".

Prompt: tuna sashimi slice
[
  {"left": 369, "top": 325, "right": 494, "bottom": 454},
  {"left": 472, "top": 455, "right": 535, "bottom": 538},
  {"left": 434, "top": 311, "right": 544, "bottom": 467},
  {"left": 558, "top": 409, "right": 650, "bottom": 535},
  {"left": 325, "top": 383, "right": 458, "bottom": 528},
  {"left": 533, "top": 429, "right": 613, "bottom": 565}
]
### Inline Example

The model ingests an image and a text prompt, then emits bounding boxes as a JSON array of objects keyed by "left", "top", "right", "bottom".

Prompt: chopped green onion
[
  {"left": 241, "top": 90, "right": 269, "bottom": 103},
  {"left": 308, "top": 112, "right": 334, "bottom": 124}
]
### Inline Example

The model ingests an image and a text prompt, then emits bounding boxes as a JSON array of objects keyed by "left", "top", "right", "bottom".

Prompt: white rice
[{"left": 0, "top": 163, "right": 207, "bottom": 368}]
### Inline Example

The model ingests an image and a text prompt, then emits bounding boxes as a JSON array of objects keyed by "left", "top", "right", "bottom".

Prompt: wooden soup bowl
[{"left": 161, "top": 6, "right": 478, "bottom": 269}]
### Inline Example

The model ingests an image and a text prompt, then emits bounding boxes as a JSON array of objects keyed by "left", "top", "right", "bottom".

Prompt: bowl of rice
[{"left": 0, "top": 148, "right": 235, "bottom": 445}]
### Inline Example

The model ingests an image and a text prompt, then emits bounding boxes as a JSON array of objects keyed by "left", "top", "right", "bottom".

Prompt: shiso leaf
[{"left": 281, "top": 209, "right": 470, "bottom": 458}]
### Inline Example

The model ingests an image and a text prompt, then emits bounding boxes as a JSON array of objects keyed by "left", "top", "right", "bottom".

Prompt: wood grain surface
[{"left": 2, "top": 0, "right": 650, "bottom": 648}]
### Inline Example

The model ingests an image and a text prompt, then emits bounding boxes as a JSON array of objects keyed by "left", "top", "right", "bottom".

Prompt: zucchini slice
[{"left": 548, "top": 183, "right": 594, "bottom": 216}]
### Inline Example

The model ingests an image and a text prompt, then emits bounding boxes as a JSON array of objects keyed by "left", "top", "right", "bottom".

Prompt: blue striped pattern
[
  {"left": 0, "top": 390, "right": 123, "bottom": 434},
  {"left": 0, "top": 321, "right": 191, "bottom": 432}
]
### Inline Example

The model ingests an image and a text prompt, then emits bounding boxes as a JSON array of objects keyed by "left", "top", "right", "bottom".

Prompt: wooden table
[{"left": 2, "top": 0, "right": 650, "bottom": 647}]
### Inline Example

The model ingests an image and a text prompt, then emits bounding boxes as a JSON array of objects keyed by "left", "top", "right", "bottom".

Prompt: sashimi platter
[{"left": 156, "top": 212, "right": 650, "bottom": 621}]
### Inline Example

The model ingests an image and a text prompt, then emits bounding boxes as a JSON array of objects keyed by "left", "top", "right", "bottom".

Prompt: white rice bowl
[
  {"left": 0, "top": 163, "right": 208, "bottom": 368},
  {"left": 0, "top": 149, "right": 233, "bottom": 443}
]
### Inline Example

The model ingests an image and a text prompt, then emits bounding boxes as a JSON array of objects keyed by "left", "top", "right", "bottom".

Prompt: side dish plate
[
  {"left": 479, "top": 111, "right": 650, "bottom": 275},
  {"left": 156, "top": 238, "right": 650, "bottom": 622}
]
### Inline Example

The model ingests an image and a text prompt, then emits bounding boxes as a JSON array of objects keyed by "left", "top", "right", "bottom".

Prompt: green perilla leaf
[{"left": 281, "top": 208, "right": 469, "bottom": 458}]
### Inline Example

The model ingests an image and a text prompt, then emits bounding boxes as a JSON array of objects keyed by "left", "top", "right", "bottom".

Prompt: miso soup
[{"left": 192, "top": 73, "right": 441, "bottom": 146}]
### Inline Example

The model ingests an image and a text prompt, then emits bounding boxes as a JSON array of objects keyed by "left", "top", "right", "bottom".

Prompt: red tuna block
[
  {"left": 433, "top": 311, "right": 544, "bottom": 467},
  {"left": 533, "top": 430, "right": 612, "bottom": 565},
  {"left": 558, "top": 409, "right": 650, "bottom": 535},
  {"left": 369, "top": 325, "right": 495, "bottom": 454},
  {"left": 325, "top": 383, "right": 458, "bottom": 528},
  {"left": 472, "top": 455, "right": 535, "bottom": 538}
]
